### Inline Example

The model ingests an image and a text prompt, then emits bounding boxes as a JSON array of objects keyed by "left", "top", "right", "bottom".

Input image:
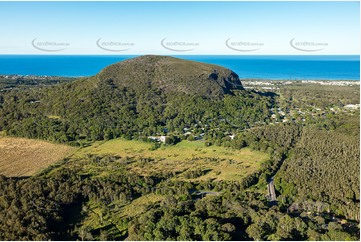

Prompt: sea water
[{"left": 0, "top": 55, "right": 359, "bottom": 80}]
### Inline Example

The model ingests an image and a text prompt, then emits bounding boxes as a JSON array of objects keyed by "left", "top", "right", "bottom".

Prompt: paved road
[
  {"left": 268, "top": 177, "right": 277, "bottom": 202},
  {"left": 194, "top": 191, "right": 220, "bottom": 196},
  {"left": 192, "top": 191, "right": 220, "bottom": 200}
]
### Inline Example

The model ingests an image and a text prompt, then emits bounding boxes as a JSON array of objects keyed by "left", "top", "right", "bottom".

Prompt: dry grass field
[{"left": 0, "top": 137, "right": 76, "bottom": 177}]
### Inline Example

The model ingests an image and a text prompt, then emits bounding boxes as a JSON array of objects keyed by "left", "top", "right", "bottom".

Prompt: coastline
[{"left": 0, "top": 55, "right": 359, "bottom": 80}]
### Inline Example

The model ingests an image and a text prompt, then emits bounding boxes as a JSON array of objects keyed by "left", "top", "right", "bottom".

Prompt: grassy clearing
[
  {"left": 120, "top": 194, "right": 164, "bottom": 218},
  {"left": 46, "top": 115, "right": 61, "bottom": 119},
  {"left": 32, "top": 138, "right": 268, "bottom": 239},
  {"left": 75, "top": 138, "right": 269, "bottom": 182},
  {"left": 0, "top": 137, "right": 76, "bottom": 177}
]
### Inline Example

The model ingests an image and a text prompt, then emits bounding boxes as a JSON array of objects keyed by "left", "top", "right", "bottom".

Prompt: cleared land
[
  {"left": 69, "top": 139, "right": 269, "bottom": 239},
  {"left": 0, "top": 137, "right": 76, "bottom": 177},
  {"left": 75, "top": 139, "right": 269, "bottom": 182},
  {"left": 30, "top": 138, "right": 269, "bottom": 239}
]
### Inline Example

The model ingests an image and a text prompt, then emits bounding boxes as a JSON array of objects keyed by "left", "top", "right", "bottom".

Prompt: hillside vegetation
[
  {"left": 98, "top": 55, "right": 243, "bottom": 97},
  {"left": 0, "top": 56, "right": 270, "bottom": 145},
  {"left": 0, "top": 56, "right": 359, "bottom": 241}
]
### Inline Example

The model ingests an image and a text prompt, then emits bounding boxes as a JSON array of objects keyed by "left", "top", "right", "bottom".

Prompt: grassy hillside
[{"left": 72, "top": 139, "right": 269, "bottom": 182}]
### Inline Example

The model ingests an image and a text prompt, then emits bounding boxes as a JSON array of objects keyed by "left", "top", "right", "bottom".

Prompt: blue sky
[{"left": 0, "top": 1, "right": 359, "bottom": 55}]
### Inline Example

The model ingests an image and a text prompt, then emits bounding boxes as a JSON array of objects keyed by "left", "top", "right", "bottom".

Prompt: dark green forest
[{"left": 0, "top": 56, "right": 359, "bottom": 240}]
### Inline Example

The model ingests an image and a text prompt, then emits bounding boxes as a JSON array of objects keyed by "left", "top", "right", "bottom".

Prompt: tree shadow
[{"left": 251, "top": 90, "right": 279, "bottom": 98}]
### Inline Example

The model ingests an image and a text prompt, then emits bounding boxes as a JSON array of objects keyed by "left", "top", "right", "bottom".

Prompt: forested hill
[
  {"left": 0, "top": 55, "right": 269, "bottom": 144},
  {"left": 98, "top": 55, "right": 243, "bottom": 97}
]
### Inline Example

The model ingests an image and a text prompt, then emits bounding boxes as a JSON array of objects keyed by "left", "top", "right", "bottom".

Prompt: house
[
  {"left": 159, "top": 136, "right": 167, "bottom": 143},
  {"left": 148, "top": 135, "right": 168, "bottom": 143}
]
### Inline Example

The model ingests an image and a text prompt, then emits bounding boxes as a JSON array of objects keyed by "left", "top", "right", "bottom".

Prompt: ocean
[{"left": 0, "top": 55, "right": 359, "bottom": 80}]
